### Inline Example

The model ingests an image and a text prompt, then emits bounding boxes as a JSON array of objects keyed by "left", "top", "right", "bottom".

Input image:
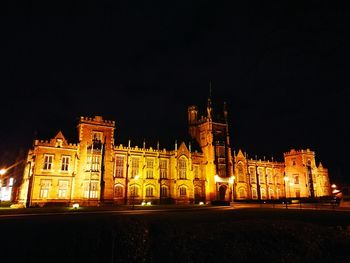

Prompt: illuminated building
[{"left": 17, "top": 98, "right": 331, "bottom": 206}]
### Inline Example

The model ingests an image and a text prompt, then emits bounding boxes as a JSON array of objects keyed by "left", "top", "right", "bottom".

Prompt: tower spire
[{"left": 207, "top": 81, "right": 213, "bottom": 120}]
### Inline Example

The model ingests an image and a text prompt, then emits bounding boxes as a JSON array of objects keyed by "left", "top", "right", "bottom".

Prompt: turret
[{"left": 188, "top": 105, "right": 198, "bottom": 139}]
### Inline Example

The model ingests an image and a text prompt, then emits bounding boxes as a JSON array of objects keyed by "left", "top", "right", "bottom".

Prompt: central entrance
[{"left": 219, "top": 185, "right": 227, "bottom": 201}]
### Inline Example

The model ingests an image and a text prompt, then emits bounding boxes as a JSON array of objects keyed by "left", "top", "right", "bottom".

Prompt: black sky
[{"left": 1, "top": 1, "right": 349, "bottom": 183}]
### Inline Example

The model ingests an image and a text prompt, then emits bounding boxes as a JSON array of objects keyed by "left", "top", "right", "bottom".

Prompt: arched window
[
  {"left": 237, "top": 163, "right": 245, "bottom": 182},
  {"left": 239, "top": 188, "right": 246, "bottom": 199},
  {"left": 114, "top": 185, "right": 124, "bottom": 198},
  {"left": 178, "top": 157, "right": 187, "bottom": 179},
  {"left": 194, "top": 187, "right": 202, "bottom": 198},
  {"left": 146, "top": 186, "right": 154, "bottom": 197},
  {"left": 161, "top": 186, "right": 168, "bottom": 197},
  {"left": 179, "top": 186, "right": 187, "bottom": 197},
  {"left": 269, "top": 189, "right": 275, "bottom": 199},
  {"left": 130, "top": 185, "right": 139, "bottom": 197},
  {"left": 261, "top": 188, "right": 266, "bottom": 199},
  {"left": 252, "top": 188, "right": 258, "bottom": 199}
]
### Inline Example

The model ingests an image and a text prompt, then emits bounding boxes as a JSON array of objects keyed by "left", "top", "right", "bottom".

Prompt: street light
[
  {"left": 229, "top": 176, "right": 235, "bottom": 206},
  {"left": 283, "top": 176, "right": 289, "bottom": 208},
  {"left": 132, "top": 175, "right": 140, "bottom": 209},
  {"left": 0, "top": 169, "right": 6, "bottom": 175}
]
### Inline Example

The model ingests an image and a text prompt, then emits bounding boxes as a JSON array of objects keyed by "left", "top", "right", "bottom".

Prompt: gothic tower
[{"left": 187, "top": 93, "right": 234, "bottom": 202}]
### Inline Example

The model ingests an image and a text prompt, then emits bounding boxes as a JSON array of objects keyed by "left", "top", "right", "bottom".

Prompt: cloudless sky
[{"left": 1, "top": 1, "right": 349, "bottom": 183}]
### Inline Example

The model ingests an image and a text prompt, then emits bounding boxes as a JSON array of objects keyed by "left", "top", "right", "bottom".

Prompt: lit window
[
  {"left": 146, "top": 158, "right": 154, "bottom": 179},
  {"left": 294, "top": 175, "right": 299, "bottom": 184},
  {"left": 87, "top": 155, "right": 100, "bottom": 172},
  {"left": 115, "top": 156, "right": 124, "bottom": 178},
  {"left": 239, "top": 188, "right": 246, "bottom": 198},
  {"left": 58, "top": 180, "right": 69, "bottom": 198},
  {"left": 61, "top": 156, "right": 70, "bottom": 171},
  {"left": 43, "top": 155, "right": 54, "bottom": 170},
  {"left": 160, "top": 160, "right": 168, "bottom": 179},
  {"left": 131, "top": 157, "right": 139, "bottom": 178},
  {"left": 252, "top": 188, "right": 258, "bottom": 199},
  {"left": 130, "top": 185, "right": 139, "bottom": 197},
  {"left": 237, "top": 163, "right": 245, "bottom": 182},
  {"left": 114, "top": 185, "right": 124, "bottom": 198},
  {"left": 40, "top": 180, "right": 51, "bottom": 198},
  {"left": 84, "top": 181, "right": 98, "bottom": 199},
  {"left": 179, "top": 186, "right": 187, "bottom": 196},
  {"left": 178, "top": 158, "right": 187, "bottom": 179},
  {"left": 249, "top": 167, "right": 256, "bottom": 183},
  {"left": 292, "top": 158, "right": 296, "bottom": 166},
  {"left": 146, "top": 186, "right": 154, "bottom": 197},
  {"left": 194, "top": 165, "right": 199, "bottom": 179}
]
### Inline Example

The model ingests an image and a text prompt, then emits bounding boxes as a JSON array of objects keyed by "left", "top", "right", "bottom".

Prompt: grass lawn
[{"left": 1, "top": 208, "right": 349, "bottom": 262}]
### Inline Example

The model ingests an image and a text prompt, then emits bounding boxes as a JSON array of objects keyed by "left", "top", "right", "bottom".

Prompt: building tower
[{"left": 187, "top": 93, "right": 234, "bottom": 202}]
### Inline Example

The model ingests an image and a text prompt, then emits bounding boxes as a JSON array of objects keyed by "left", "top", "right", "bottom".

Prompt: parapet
[
  {"left": 79, "top": 116, "right": 115, "bottom": 127},
  {"left": 284, "top": 148, "right": 315, "bottom": 156}
]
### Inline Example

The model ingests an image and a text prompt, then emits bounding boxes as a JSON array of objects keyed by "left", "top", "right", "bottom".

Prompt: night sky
[{"left": 1, "top": 1, "right": 349, "bottom": 184}]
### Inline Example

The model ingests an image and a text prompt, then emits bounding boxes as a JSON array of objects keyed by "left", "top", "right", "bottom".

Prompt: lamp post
[
  {"left": 229, "top": 176, "right": 235, "bottom": 207},
  {"left": 283, "top": 176, "right": 289, "bottom": 208},
  {"left": 132, "top": 175, "right": 140, "bottom": 209}
]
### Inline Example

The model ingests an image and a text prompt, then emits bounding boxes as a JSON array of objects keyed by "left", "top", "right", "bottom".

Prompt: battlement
[
  {"left": 80, "top": 116, "right": 115, "bottom": 127},
  {"left": 114, "top": 144, "right": 168, "bottom": 153},
  {"left": 284, "top": 148, "right": 315, "bottom": 156},
  {"left": 34, "top": 140, "right": 78, "bottom": 148}
]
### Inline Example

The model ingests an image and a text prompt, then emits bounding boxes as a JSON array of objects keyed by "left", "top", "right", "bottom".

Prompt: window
[
  {"left": 237, "top": 163, "right": 245, "bottom": 182},
  {"left": 114, "top": 185, "right": 123, "bottom": 198},
  {"left": 239, "top": 188, "right": 246, "bottom": 199},
  {"left": 43, "top": 155, "right": 53, "bottom": 170},
  {"left": 61, "top": 156, "right": 70, "bottom": 171},
  {"left": 179, "top": 186, "right": 187, "bottom": 197},
  {"left": 194, "top": 187, "right": 202, "bottom": 198},
  {"left": 258, "top": 168, "right": 264, "bottom": 184},
  {"left": 115, "top": 156, "right": 124, "bottom": 178},
  {"left": 131, "top": 157, "right": 140, "bottom": 178},
  {"left": 269, "top": 189, "right": 274, "bottom": 199},
  {"left": 130, "top": 185, "right": 139, "bottom": 197},
  {"left": 84, "top": 181, "right": 98, "bottom": 199},
  {"left": 146, "top": 158, "right": 154, "bottom": 179},
  {"left": 56, "top": 139, "right": 63, "bottom": 147},
  {"left": 216, "top": 146, "right": 225, "bottom": 158},
  {"left": 58, "top": 180, "right": 69, "bottom": 198},
  {"left": 252, "top": 188, "right": 258, "bottom": 199},
  {"left": 292, "top": 158, "right": 296, "bottom": 166},
  {"left": 146, "top": 186, "right": 154, "bottom": 197},
  {"left": 218, "top": 164, "right": 226, "bottom": 177},
  {"left": 161, "top": 186, "right": 168, "bottom": 197},
  {"left": 294, "top": 175, "right": 299, "bottom": 184},
  {"left": 249, "top": 167, "right": 256, "bottom": 183},
  {"left": 266, "top": 169, "right": 273, "bottom": 184},
  {"left": 87, "top": 155, "right": 100, "bottom": 172},
  {"left": 295, "top": 189, "right": 301, "bottom": 198},
  {"left": 194, "top": 165, "right": 200, "bottom": 179},
  {"left": 160, "top": 160, "right": 168, "bottom": 179},
  {"left": 261, "top": 189, "right": 266, "bottom": 199},
  {"left": 178, "top": 158, "right": 187, "bottom": 179},
  {"left": 40, "top": 180, "right": 51, "bottom": 198},
  {"left": 92, "top": 131, "right": 103, "bottom": 143}
]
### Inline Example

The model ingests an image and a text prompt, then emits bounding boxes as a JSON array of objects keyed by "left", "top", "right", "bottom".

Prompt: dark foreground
[{"left": 1, "top": 207, "right": 350, "bottom": 263}]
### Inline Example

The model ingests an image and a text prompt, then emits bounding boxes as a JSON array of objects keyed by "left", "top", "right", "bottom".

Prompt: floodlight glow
[
  {"left": 199, "top": 202, "right": 204, "bottom": 205},
  {"left": 72, "top": 203, "right": 79, "bottom": 209}
]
